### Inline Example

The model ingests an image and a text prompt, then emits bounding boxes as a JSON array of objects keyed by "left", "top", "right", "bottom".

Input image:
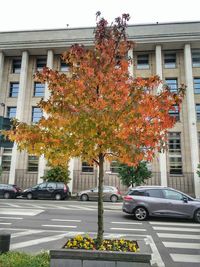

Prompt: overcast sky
[{"left": 1, "top": 0, "right": 200, "bottom": 32}]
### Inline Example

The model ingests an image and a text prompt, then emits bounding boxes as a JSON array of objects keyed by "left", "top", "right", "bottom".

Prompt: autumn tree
[{"left": 4, "top": 13, "right": 185, "bottom": 246}]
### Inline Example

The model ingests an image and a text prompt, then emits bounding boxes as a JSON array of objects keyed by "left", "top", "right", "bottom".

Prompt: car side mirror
[
  {"left": 183, "top": 197, "right": 188, "bottom": 203},
  {"left": 91, "top": 189, "right": 94, "bottom": 192}
]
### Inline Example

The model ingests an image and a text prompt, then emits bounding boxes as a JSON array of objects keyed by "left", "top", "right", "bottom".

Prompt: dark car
[
  {"left": 22, "top": 182, "right": 70, "bottom": 200},
  {"left": 123, "top": 186, "right": 200, "bottom": 223},
  {"left": 0, "top": 184, "right": 22, "bottom": 199}
]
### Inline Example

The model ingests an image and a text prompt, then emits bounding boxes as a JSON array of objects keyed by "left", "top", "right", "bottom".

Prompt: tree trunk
[{"left": 97, "top": 153, "right": 104, "bottom": 246}]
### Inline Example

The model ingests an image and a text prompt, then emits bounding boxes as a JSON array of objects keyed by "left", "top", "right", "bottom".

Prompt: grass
[{"left": 0, "top": 251, "right": 50, "bottom": 267}]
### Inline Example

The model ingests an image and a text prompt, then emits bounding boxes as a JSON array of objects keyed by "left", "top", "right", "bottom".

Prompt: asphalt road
[{"left": 0, "top": 198, "right": 200, "bottom": 267}]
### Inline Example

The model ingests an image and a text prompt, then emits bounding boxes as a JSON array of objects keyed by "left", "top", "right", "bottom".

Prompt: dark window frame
[{"left": 9, "top": 82, "right": 19, "bottom": 97}]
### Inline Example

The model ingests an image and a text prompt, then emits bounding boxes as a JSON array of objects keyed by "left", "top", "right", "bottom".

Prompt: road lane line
[
  {"left": 150, "top": 221, "right": 200, "bottom": 227},
  {"left": 12, "top": 230, "right": 44, "bottom": 238},
  {"left": 42, "top": 224, "right": 77, "bottom": 228},
  {"left": 0, "top": 223, "right": 11, "bottom": 225},
  {"left": 111, "top": 221, "right": 142, "bottom": 225},
  {"left": 110, "top": 227, "right": 146, "bottom": 231},
  {"left": 51, "top": 219, "right": 81, "bottom": 222},
  {"left": 170, "top": 254, "right": 200, "bottom": 263},
  {"left": 163, "top": 241, "right": 200, "bottom": 249},
  {"left": 153, "top": 226, "right": 199, "bottom": 232},
  {"left": 157, "top": 233, "right": 200, "bottom": 239},
  {"left": 0, "top": 217, "right": 22, "bottom": 220}
]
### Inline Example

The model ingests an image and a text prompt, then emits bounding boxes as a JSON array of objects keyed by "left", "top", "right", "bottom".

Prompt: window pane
[
  {"left": 7, "top": 107, "right": 16, "bottom": 118},
  {"left": 36, "top": 58, "right": 46, "bottom": 71},
  {"left": 168, "top": 132, "right": 182, "bottom": 174},
  {"left": 192, "top": 52, "right": 200, "bottom": 67},
  {"left": 164, "top": 53, "right": 176, "bottom": 68},
  {"left": 110, "top": 161, "right": 120, "bottom": 173},
  {"left": 60, "top": 61, "right": 70, "bottom": 72},
  {"left": 9, "top": 82, "right": 19, "bottom": 97},
  {"left": 145, "top": 189, "right": 163, "bottom": 198},
  {"left": 82, "top": 161, "right": 94, "bottom": 172},
  {"left": 32, "top": 107, "right": 42, "bottom": 123},
  {"left": 196, "top": 104, "right": 200, "bottom": 121},
  {"left": 137, "top": 54, "right": 149, "bottom": 69},
  {"left": 194, "top": 78, "right": 200, "bottom": 94},
  {"left": 169, "top": 105, "right": 179, "bottom": 121},
  {"left": 28, "top": 155, "right": 38, "bottom": 172},
  {"left": 1, "top": 148, "right": 12, "bottom": 171},
  {"left": 34, "top": 82, "right": 45, "bottom": 97},
  {"left": 163, "top": 189, "right": 183, "bottom": 200},
  {"left": 12, "top": 59, "right": 21, "bottom": 74},
  {"left": 165, "top": 78, "right": 178, "bottom": 93}
]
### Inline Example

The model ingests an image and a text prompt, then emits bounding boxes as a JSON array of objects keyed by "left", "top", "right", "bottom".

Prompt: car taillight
[
  {"left": 64, "top": 185, "right": 67, "bottom": 192},
  {"left": 123, "top": 195, "right": 133, "bottom": 201}
]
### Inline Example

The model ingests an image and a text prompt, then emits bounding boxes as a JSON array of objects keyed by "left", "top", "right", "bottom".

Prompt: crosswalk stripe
[
  {"left": 12, "top": 230, "right": 44, "bottom": 238},
  {"left": 150, "top": 221, "right": 200, "bottom": 227},
  {"left": 111, "top": 221, "right": 142, "bottom": 225},
  {"left": 42, "top": 224, "right": 77, "bottom": 228},
  {"left": 0, "top": 222, "right": 11, "bottom": 225},
  {"left": 0, "top": 208, "right": 44, "bottom": 216},
  {"left": 0, "top": 216, "right": 22, "bottom": 220},
  {"left": 51, "top": 219, "right": 81, "bottom": 222},
  {"left": 157, "top": 233, "right": 200, "bottom": 239},
  {"left": 110, "top": 227, "right": 146, "bottom": 231},
  {"left": 170, "top": 254, "right": 200, "bottom": 263},
  {"left": 153, "top": 226, "right": 199, "bottom": 232},
  {"left": 10, "top": 233, "right": 67, "bottom": 250},
  {"left": 5, "top": 203, "right": 21, "bottom": 208},
  {"left": 67, "top": 205, "right": 95, "bottom": 211},
  {"left": 163, "top": 241, "right": 200, "bottom": 249}
]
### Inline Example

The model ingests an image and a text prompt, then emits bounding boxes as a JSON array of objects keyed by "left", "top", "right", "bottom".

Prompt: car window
[
  {"left": 92, "top": 188, "right": 98, "bottom": 192},
  {"left": 57, "top": 183, "right": 64, "bottom": 189},
  {"left": 103, "top": 186, "right": 114, "bottom": 192},
  {"left": 47, "top": 183, "right": 56, "bottom": 190},
  {"left": 145, "top": 189, "right": 163, "bottom": 198},
  {"left": 128, "top": 190, "right": 146, "bottom": 196},
  {"left": 163, "top": 189, "right": 183, "bottom": 200},
  {"left": 38, "top": 183, "right": 47, "bottom": 189}
]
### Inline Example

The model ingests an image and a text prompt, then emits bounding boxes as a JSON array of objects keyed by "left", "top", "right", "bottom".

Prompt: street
[{"left": 0, "top": 198, "right": 200, "bottom": 267}]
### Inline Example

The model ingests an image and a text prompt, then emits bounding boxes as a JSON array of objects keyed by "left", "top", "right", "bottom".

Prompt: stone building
[{"left": 0, "top": 21, "right": 200, "bottom": 197}]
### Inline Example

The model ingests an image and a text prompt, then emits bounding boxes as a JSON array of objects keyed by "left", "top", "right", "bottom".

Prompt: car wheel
[
  {"left": 27, "top": 193, "right": 33, "bottom": 200},
  {"left": 4, "top": 192, "right": 10, "bottom": 199},
  {"left": 81, "top": 194, "right": 88, "bottom": 201},
  {"left": 55, "top": 194, "right": 62, "bottom": 200},
  {"left": 110, "top": 195, "right": 118, "bottom": 203},
  {"left": 194, "top": 209, "right": 200, "bottom": 223},
  {"left": 134, "top": 207, "right": 148, "bottom": 221}
]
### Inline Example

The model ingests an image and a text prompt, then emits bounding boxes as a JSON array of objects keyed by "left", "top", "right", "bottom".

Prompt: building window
[
  {"left": 32, "top": 107, "right": 42, "bottom": 123},
  {"left": 1, "top": 148, "right": 12, "bottom": 171},
  {"left": 36, "top": 58, "right": 46, "bottom": 71},
  {"left": 192, "top": 51, "right": 200, "bottom": 67},
  {"left": 81, "top": 161, "right": 94, "bottom": 172},
  {"left": 9, "top": 82, "right": 19, "bottom": 97},
  {"left": 194, "top": 78, "right": 200, "bottom": 94},
  {"left": 165, "top": 78, "right": 178, "bottom": 93},
  {"left": 12, "top": 59, "right": 21, "bottom": 74},
  {"left": 196, "top": 104, "right": 200, "bottom": 121},
  {"left": 7, "top": 107, "right": 16, "bottom": 118},
  {"left": 168, "top": 132, "right": 182, "bottom": 175},
  {"left": 137, "top": 54, "right": 149, "bottom": 69},
  {"left": 110, "top": 161, "right": 120, "bottom": 173},
  {"left": 164, "top": 53, "right": 176, "bottom": 68},
  {"left": 60, "top": 61, "right": 70, "bottom": 72},
  {"left": 169, "top": 105, "right": 179, "bottom": 121},
  {"left": 27, "top": 155, "right": 39, "bottom": 172},
  {"left": 34, "top": 82, "right": 45, "bottom": 97}
]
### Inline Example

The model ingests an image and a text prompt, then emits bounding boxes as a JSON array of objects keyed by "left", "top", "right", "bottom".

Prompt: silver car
[
  {"left": 122, "top": 186, "right": 200, "bottom": 222},
  {"left": 77, "top": 185, "right": 122, "bottom": 202}
]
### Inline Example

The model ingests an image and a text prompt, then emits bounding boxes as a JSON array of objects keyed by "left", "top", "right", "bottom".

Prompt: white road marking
[
  {"left": 153, "top": 226, "right": 199, "bottom": 232},
  {"left": 146, "top": 235, "right": 165, "bottom": 267},
  {"left": 170, "top": 254, "right": 200, "bottom": 263},
  {"left": 5, "top": 203, "right": 21, "bottom": 208},
  {"left": 0, "top": 217, "right": 23, "bottom": 220},
  {"left": 51, "top": 219, "right": 81, "bottom": 222},
  {"left": 0, "top": 222, "right": 11, "bottom": 225},
  {"left": 163, "top": 241, "right": 200, "bottom": 249},
  {"left": 42, "top": 224, "right": 77, "bottom": 228},
  {"left": 157, "top": 233, "right": 200, "bottom": 239},
  {"left": 10, "top": 233, "right": 67, "bottom": 250},
  {"left": 12, "top": 230, "right": 44, "bottom": 238},
  {"left": 0, "top": 208, "right": 44, "bottom": 216},
  {"left": 150, "top": 221, "right": 200, "bottom": 227},
  {"left": 67, "top": 205, "right": 95, "bottom": 211},
  {"left": 110, "top": 227, "right": 146, "bottom": 231},
  {"left": 111, "top": 221, "right": 142, "bottom": 225}
]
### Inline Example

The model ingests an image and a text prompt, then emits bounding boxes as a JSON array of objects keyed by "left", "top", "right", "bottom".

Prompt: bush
[
  {"left": 0, "top": 251, "right": 50, "bottom": 267},
  {"left": 42, "top": 166, "right": 70, "bottom": 184}
]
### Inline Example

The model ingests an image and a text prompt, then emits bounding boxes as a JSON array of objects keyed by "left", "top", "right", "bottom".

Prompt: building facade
[{"left": 0, "top": 21, "right": 200, "bottom": 197}]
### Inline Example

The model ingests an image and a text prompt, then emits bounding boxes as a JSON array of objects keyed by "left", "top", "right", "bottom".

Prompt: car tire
[
  {"left": 27, "top": 193, "right": 33, "bottom": 200},
  {"left": 134, "top": 207, "right": 148, "bottom": 221},
  {"left": 110, "top": 195, "right": 118, "bottom": 203},
  {"left": 81, "top": 194, "right": 88, "bottom": 201},
  {"left": 194, "top": 209, "right": 200, "bottom": 223},
  {"left": 55, "top": 194, "right": 62, "bottom": 200},
  {"left": 4, "top": 192, "right": 10, "bottom": 199}
]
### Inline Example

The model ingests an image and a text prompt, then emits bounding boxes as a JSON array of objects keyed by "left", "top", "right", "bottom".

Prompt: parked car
[
  {"left": 0, "top": 184, "right": 22, "bottom": 199},
  {"left": 22, "top": 182, "right": 70, "bottom": 200},
  {"left": 77, "top": 185, "right": 122, "bottom": 202},
  {"left": 122, "top": 186, "right": 200, "bottom": 223}
]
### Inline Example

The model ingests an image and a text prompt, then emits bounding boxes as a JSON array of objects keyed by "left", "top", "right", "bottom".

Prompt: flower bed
[{"left": 50, "top": 235, "right": 152, "bottom": 267}]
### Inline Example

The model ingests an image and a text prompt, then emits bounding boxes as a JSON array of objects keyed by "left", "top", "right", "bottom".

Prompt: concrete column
[
  {"left": 0, "top": 52, "right": 5, "bottom": 167},
  {"left": 37, "top": 50, "right": 54, "bottom": 183},
  {"left": 155, "top": 45, "right": 168, "bottom": 186},
  {"left": 68, "top": 159, "right": 74, "bottom": 193},
  {"left": 184, "top": 44, "right": 200, "bottom": 198},
  {"left": 9, "top": 51, "right": 29, "bottom": 184},
  {"left": 128, "top": 49, "right": 134, "bottom": 77}
]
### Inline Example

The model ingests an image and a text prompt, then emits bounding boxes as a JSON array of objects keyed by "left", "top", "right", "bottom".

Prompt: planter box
[{"left": 50, "top": 240, "right": 151, "bottom": 267}]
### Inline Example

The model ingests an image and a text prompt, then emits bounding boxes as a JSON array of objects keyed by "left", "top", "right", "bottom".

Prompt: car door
[
  {"left": 162, "top": 189, "right": 194, "bottom": 217},
  {"left": 46, "top": 182, "right": 57, "bottom": 198},
  {"left": 37, "top": 182, "right": 48, "bottom": 199},
  {"left": 88, "top": 188, "right": 98, "bottom": 200}
]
